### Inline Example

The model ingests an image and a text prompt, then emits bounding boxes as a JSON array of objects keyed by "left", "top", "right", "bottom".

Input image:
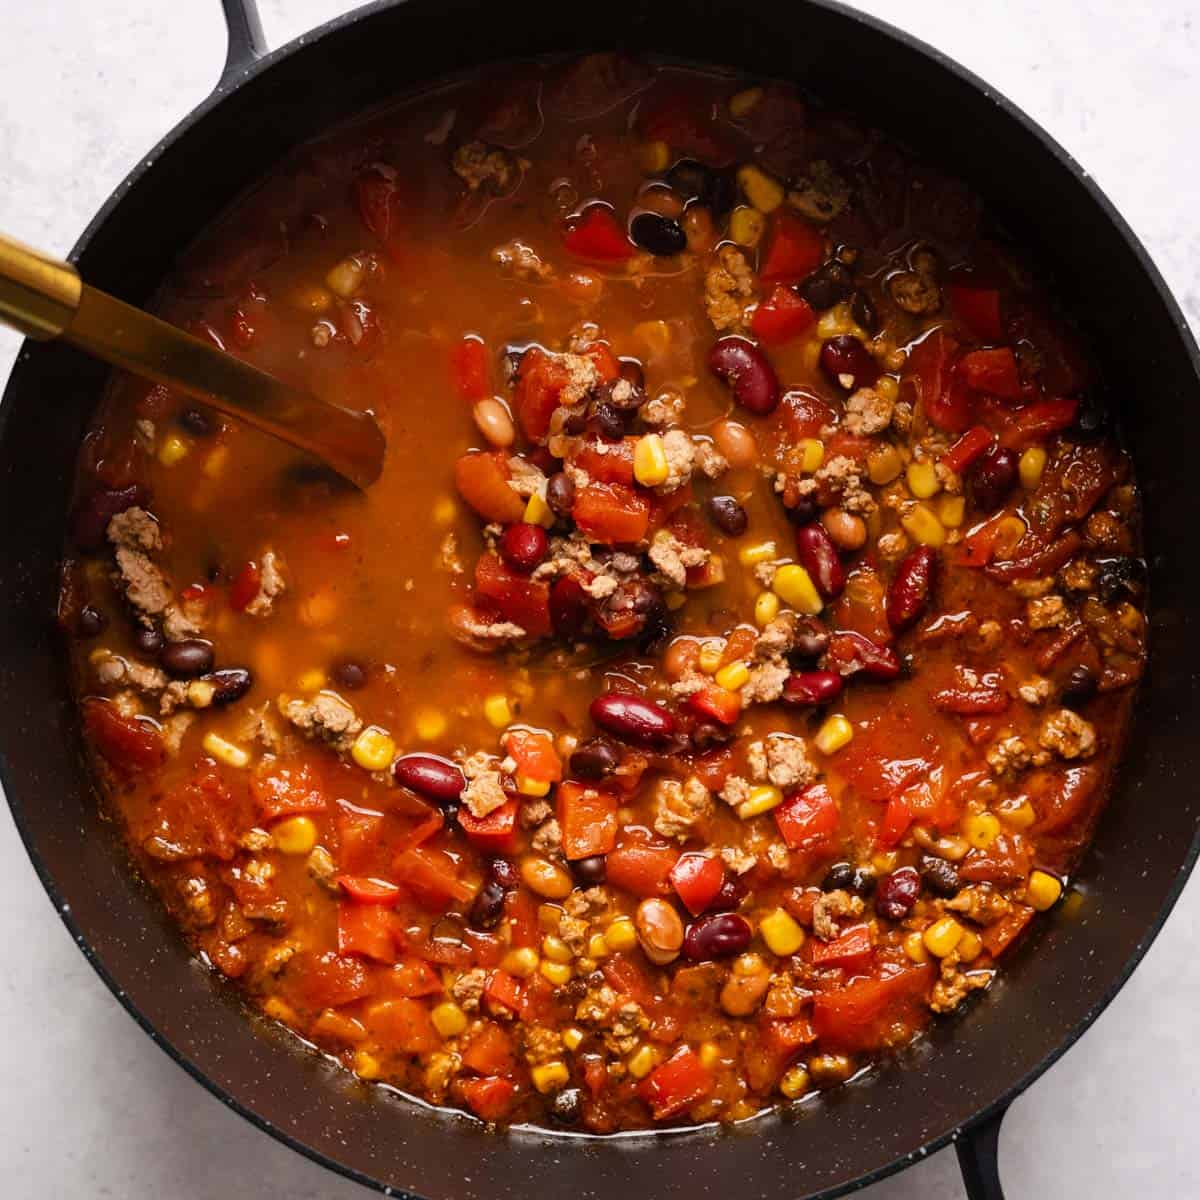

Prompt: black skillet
[{"left": 1, "top": 2, "right": 1197, "bottom": 1197}]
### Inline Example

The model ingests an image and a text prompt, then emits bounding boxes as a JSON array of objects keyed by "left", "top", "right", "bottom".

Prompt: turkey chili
[{"left": 61, "top": 57, "right": 1145, "bottom": 1132}]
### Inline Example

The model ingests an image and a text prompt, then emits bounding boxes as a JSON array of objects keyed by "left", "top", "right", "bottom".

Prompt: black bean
[
  {"left": 569, "top": 736, "right": 620, "bottom": 780},
  {"left": 618, "top": 358, "right": 645, "bottom": 390},
  {"left": 1094, "top": 555, "right": 1145, "bottom": 604},
  {"left": 919, "top": 855, "right": 961, "bottom": 898},
  {"left": 563, "top": 410, "right": 589, "bottom": 436},
  {"left": 132, "top": 625, "right": 165, "bottom": 656},
  {"left": 160, "top": 639, "right": 215, "bottom": 678},
  {"left": 630, "top": 211, "right": 687, "bottom": 257},
  {"left": 821, "top": 862, "right": 855, "bottom": 892},
  {"left": 77, "top": 606, "right": 108, "bottom": 638},
  {"left": 571, "top": 855, "right": 607, "bottom": 886},
  {"left": 179, "top": 407, "right": 215, "bottom": 437},
  {"left": 850, "top": 289, "right": 879, "bottom": 333},
  {"left": 207, "top": 667, "right": 253, "bottom": 705},
  {"left": 490, "top": 857, "right": 520, "bottom": 890},
  {"left": 784, "top": 494, "right": 820, "bottom": 526},
  {"left": 1071, "top": 392, "right": 1109, "bottom": 439},
  {"left": 791, "top": 619, "right": 831, "bottom": 662},
  {"left": 550, "top": 1088, "right": 584, "bottom": 1125},
  {"left": 590, "top": 402, "right": 626, "bottom": 441},
  {"left": 1060, "top": 664, "right": 1099, "bottom": 710},
  {"left": 546, "top": 472, "right": 577, "bottom": 518},
  {"left": 799, "top": 261, "right": 854, "bottom": 311},
  {"left": 331, "top": 659, "right": 368, "bottom": 690},
  {"left": 468, "top": 880, "right": 506, "bottom": 931},
  {"left": 848, "top": 866, "right": 877, "bottom": 897},
  {"left": 666, "top": 160, "right": 734, "bottom": 213},
  {"left": 705, "top": 495, "right": 748, "bottom": 536}
]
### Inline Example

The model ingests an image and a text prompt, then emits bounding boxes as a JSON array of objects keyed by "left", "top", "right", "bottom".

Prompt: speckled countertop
[{"left": 1, "top": 2, "right": 1197, "bottom": 1196}]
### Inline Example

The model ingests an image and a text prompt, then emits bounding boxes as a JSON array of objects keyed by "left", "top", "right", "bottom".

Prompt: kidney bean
[
  {"left": 499, "top": 523, "right": 549, "bottom": 574},
  {"left": 798, "top": 260, "right": 854, "bottom": 311},
  {"left": 571, "top": 854, "right": 607, "bottom": 885},
  {"left": 683, "top": 912, "right": 752, "bottom": 961},
  {"left": 795, "top": 522, "right": 845, "bottom": 600},
  {"left": 77, "top": 606, "right": 107, "bottom": 638},
  {"left": 161, "top": 639, "right": 215, "bottom": 678},
  {"left": 875, "top": 867, "right": 921, "bottom": 920},
  {"left": 469, "top": 879, "right": 507, "bottom": 930},
  {"left": 207, "top": 667, "right": 253, "bottom": 704},
  {"left": 546, "top": 472, "right": 576, "bottom": 518},
  {"left": 826, "top": 630, "right": 902, "bottom": 680},
  {"left": 819, "top": 335, "right": 880, "bottom": 392},
  {"left": 706, "top": 495, "right": 748, "bottom": 536},
  {"left": 70, "top": 484, "right": 146, "bottom": 552},
  {"left": 782, "top": 670, "right": 844, "bottom": 706},
  {"left": 1060, "top": 663, "right": 1098, "bottom": 710},
  {"left": 569, "top": 736, "right": 620, "bottom": 780},
  {"left": 550, "top": 576, "right": 589, "bottom": 638},
  {"left": 709, "top": 876, "right": 747, "bottom": 912},
  {"left": 886, "top": 546, "right": 938, "bottom": 631},
  {"left": 919, "top": 855, "right": 961, "bottom": 898},
  {"left": 331, "top": 658, "right": 368, "bottom": 690},
  {"left": 589, "top": 691, "right": 676, "bottom": 748},
  {"left": 708, "top": 336, "right": 780, "bottom": 416},
  {"left": 489, "top": 857, "right": 520, "bottom": 890},
  {"left": 630, "top": 211, "right": 687, "bottom": 257},
  {"left": 969, "top": 443, "right": 1018, "bottom": 512},
  {"left": 133, "top": 626, "right": 164, "bottom": 656},
  {"left": 394, "top": 753, "right": 465, "bottom": 804}
]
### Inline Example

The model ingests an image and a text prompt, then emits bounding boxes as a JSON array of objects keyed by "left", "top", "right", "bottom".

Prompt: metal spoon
[{"left": 0, "top": 232, "right": 386, "bottom": 488}]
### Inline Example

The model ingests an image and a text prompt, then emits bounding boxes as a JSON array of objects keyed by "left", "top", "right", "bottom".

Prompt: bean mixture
[{"left": 62, "top": 57, "right": 1146, "bottom": 1132}]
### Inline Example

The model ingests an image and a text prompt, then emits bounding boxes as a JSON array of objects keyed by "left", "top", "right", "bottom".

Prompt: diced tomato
[
  {"left": 959, "top": 833, "right": 1034, "bottom": 885},
  {"left": 451, "top": 336, "right": 491, "bottom": 402},
  {"left": 288, "top": 951, "right": 374, "bottom": 1011},
  {"left": 669, "top": 853, "right": 725, "bottom": 916},
  {"left": 354, "top": 167, "right": 408, "bottom": 263},
  {"left": 484, "top": 969, "right": 525, "bottom": 1016},
  {"left": 557, "top": 781, "right": 619, "bottom": 860},
  {"left": 573, "top": 437, "right": 636, "bottom": 485},
  {"left": 149, "top": 763, "right": 246, "bottom": 861},
  {"left": 601, "top": 954, "right": 658, "bottom": 1009},
  {"left": 637, "top": 1047, "right": 714, "bottom": 1121},
  {"left": 908, "top": 328, "right": 975, "bottom": 433},
  {"left": 581, "top": 340, "right": 621, "bottom": 382},
  {"left": 251, "top": 760, "right": 328, "bottom": 821},
  {"left": 394, "top": 846, "right": 475, "bottom": 908},
  {"left": 573, "top": 482, "right": 650, "bottom": 544},
  {"left": 458, "top": 798, "right": 519, "bottom": 854},
  {"left": 949, "top": 283, "right": 1003, "bottom": 342},
  {"left": 997, "top": 396, "right": 1079, "bottom": 450},
  {"left": 958, "top": 512, "right": 1009, "bottom": 568},
  {"left": 397, "top": 805, "right": 444, "bottom": 853},
  {"left": 462, "top": 1022, "right": 517, "bottom": 1076},
  {"left": 474, "top": 551, "right": 551, "bottom": 637},
  {"left": 750, "top": 284, "right": 815, "bottom": 345},
  {"left": 386, "top": 957, "right": 444, "bottom": 998},
  {"left": 691, "top": 745, "right": 735, "bottom": 792},
  {"left": 337, "top": 875, "right": 402, "bottom": 906},
  {"left": 686, "top": 683, "right": 742, "bottom": 726},
  {"left": 364, "top": 997, "right": 440, "bottom": 1054},
  {"left": 760, "top": 211, "right": 824, "bottom": 284},
  {"left": 563, "top": 205, "right": 634, "bottom": 262},
  {"left": 460, "top": 1076, "right": 517, "bottom": 1122},
  {"left": 504, "top": 888, "right": 539, "bottom": 948},
  {"left": 228, "top": 561, "right": 261, "bottom": 612},
  {"left": 606, "top": 830, "right": 679, "bottom": 897},
  {"left": 940, "top": 425, "right": 995, "bottom": 475},
  {"left": 783, "top": 886, "right": 821, "bottom": 925},
  {"left": 811, "top": 963, "right": 933, "bottom": 1053},
  {"left": 961, "top": 347, "right": 1022, "bottom": 399},
  {"left": 753, "top": 1015, "right": 817, "bottom": 1083},
  {"left": 512, "top": 346, "right": 570, "bottom": 441},
  {"left": 877, "top": 793, "right": 914, "bottom": 848},
  {"left": 1026, "top": 764, "right": 1101, "bottom": 835},
  {"left": 808, "top": 923, "right": 873, "bottom": 972},
  {"left": 504, "top": 728, "right": 562, "bottom": 783},
  {"left": 583, "top": 1056, "right": 608, "bottom": 1097},
  {"left": 774, "top": 783, "right": 840, "bottom": 852},
  {"left": 980, "top": 904, "right": 1035, "bottom": 957},
  {"left": 823, "top": 430, "right": 876, "bottom": 463},
  {"left": 337, "top": 902, "right": 401, "bottom": 963},
  {"left": 454, "top": 450, "right": 526, "bottom": 524},
  {"left": 83, "top": 698, "right": 165, "bottom": 775}
]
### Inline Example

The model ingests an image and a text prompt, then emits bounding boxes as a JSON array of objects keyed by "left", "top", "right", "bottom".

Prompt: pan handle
[
  {"left": 955, "top": 1104, "right": 1007, "bottom": 1200},
  {"left": 218, "top": 0, "right": 267, "bottom": 84}
]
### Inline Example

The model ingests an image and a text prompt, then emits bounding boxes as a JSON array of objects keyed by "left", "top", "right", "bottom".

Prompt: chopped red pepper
[
  {"left": 451, "top": 336, "right": 491, "bottom": 403},
  {"left": 337, "top": 875, "right": 403, "bottom": 906},
  {"left": 808, "top": 923, "right": 874, "bottom": 971},
  {"left": 504, "top": 728, "right": 563, "bottom": 782},
  {"left": 573, "top": 482, "right": 651, "bottom": 544},
  {"left": 557, "top": 781, "right": 619, "bottom": 860},
  {"left": 564, "top": 205, "right": 634, "bottom": 262},
  {"left": 474, "top": 551, "right": 552, "bottom": 637},
  {"left": 949, "top": 283, "right": 1003, "bottom": 342},
  {"left": 940, "top": 425, "right": 995, "bottom": 475},
  {"left": 460, "top": 1075, "right": 517, "bottom": 1122},
  {"left": 877, "top": 793, "right": 914, "bottom": 848},
  {"left": 760, "top": 211, "right": 824, "bottom": 284},
  {"left": 998, "top": 396, "right": 1080, "bottom": 450},
  {"left": 457, "top": 799, "right": 519, "bottom": 854},
  {"left": 749, "top": 284, "right": 815, "bottom": 345},
  {"left": 961, "top": 347, "right": 1022, "bottom": 399},
  {"left": 337, "top": 902, "right": 401, "bottom": 963},
  {"left": 774, "top": 783, "right": 840, "bottom": 852},
  {"left": 669, "top": 853, "right": 725, "bottom": 916},
  {"left": 228, "top": 561, "right": 261, "bottom": 612},
  {"left": 686, "top": 683, "right": 743, "bottom": 726},
  {"left": 811, "top": 963, "right": 934, "bottom": 1052},
  {"left": 394, "top": 847, "right": 475, "bottom": 908},
  {"left": 454, "top": 450, "right": 526, "bottom": 524},
  {"left": 637, "top": 1046, "right": 714, "bottom": 1121}
]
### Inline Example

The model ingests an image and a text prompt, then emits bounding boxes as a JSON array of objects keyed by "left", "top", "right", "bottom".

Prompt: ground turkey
[
  {"left": 279, "top": 692, "right": 362, "bottom": 755},
  {"left": 746, "top": 734, "right": 816, "bottom": 790},
  {"left": 648, "top": 530, "right": 709, "bottom": 590},
  {"left": 704, "top": 244, "right": 756, "bottom": 333},
  {"left": 459, "top": 751, "right": 509, "bottom": 818},
  {"left": 451, "top": 968, "right": 487, "bottom": 1012},
  {"left": 452, "top": 140, "right": 521, "bottom": 193},
  {"left": 491, "top": 239, "right": 554, "bottom": 281},
  {"left": 1038, "top": 708, "right": 1097, "bottom": 760},
  {"left": 245, "top": 550, "right": 286, "bottom": 617},
  {"left": 842, "top": 386, "right": 893, "bottom": 436},
  {"left": 107, "top": 508, "right": 201, "bottom": 639},
  {"left": 652, "top": 776, "right": 713, "bottom": 841}
]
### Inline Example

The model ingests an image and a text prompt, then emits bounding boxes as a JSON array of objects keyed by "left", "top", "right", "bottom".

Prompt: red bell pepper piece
[
  {"left": 811, "top": 963, "right": 934, "bottom": 1052},
  {"left": 686, "top": 683, "right": 743, "bottom": 726},
  {"left": 394, "top": 846, "right": 475, "bottom": 908},
  {"left": 760, "top": 211, "right": 824, "bottom": 284},
  {"left": 228, "top": 561, "right": 261, "bottom": 612},
  {"left": 288, "top": 951, "right": 374, "bottom": 1011},
  {"left": 907, "top": 328, "right": 975, "bottom": 433},
  {"left": 573, "top": 437, "right": 636, "bottom": 485},
  {"left": 808, "top": 923, "right": 874, "bottom": 971},
  {"left": 573, "top": 482, "right": 650, "bottom": 544},
  {"left": 749, "top": 284, "right": 815, "bottom": 345},
  {"left": 337, "top": 902, "right": 401, "bottom": 963},
  {"left": 460, "top": 1076, "right": 516, "bottom": 1122},
  {"left": 386, "top": 957, "right": 444, "bottom": 998},
  {"left": 606, "top": 830, "right": 679, "bottom": 897},
  {"left": 457, "top": 798, "right": 519, "bottom": 854},
  {"left": 774, "top": 783, "right": 840, "bottom": 851},
  {"left": 564, "top": 205, "right": 634, "bottom": 262},
  {"left": 637, "top": 1047, "right": 715, "bottom": 1121},
  {"left": 451, "top": 336, "right": 491, "bottom": 403},
  {"left": 669, "top": 853, "right": 725, "bottom": 916},
  {"left": 462, "top": 1022, "right": 517, "bottom": 1075},
  {"left": 961, "top": 347, "right": 1022, "bottom": 399},
  {"left": 557, "top": 782, "right": 619, "bottom": 860},
  {"left": 940, "top": 425, "right": 995, "bottom": 475},
  {"left": 484, "top": 969, "right": 525, "bottom": 1017},
  {"left": 364, "top": 997, "right": 439, "bottom": 1054},
  {"left": 997, "top": 396, "right": 1079, "bottom": 449},
  {"left": 83, "top": 698, "right": 165, "bottom": 775},
  {"left": 337, "top": 875, "right": 403, "bottom": 906},
  {"left": 504, "top": 728, "right": 562, "bottom": 783},
  {"left": 474, "top": 552, "right": 552, "bottom": 637},
  {"left": 602, "top": 954, "right": 658, "bottom": 1009},
  {"left": 949, "top": 283, "right": 1003, "bottom": 342},
  {"left": 877, "top": 793, "right": 914, "bottom": 848}
]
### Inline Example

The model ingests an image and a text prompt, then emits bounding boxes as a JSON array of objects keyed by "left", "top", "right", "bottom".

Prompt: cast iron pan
[{"left": 1, "top": 2, "right": 1197, "bottom": 1197}]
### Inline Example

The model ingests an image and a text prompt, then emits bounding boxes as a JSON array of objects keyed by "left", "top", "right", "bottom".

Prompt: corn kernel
[
  {"left": 759, "top": 908, "right": 805, "bottom": 956},
  {"left": 634, "top": 434, "right": 670, "bottom": 487},
  {"left": 998, "top": 798, "right": 1037, "bottom": 830},
  {"left": 523, "top": 491, "right": 554, "bottom": 529},
  {"left": 414, "top": 709, "right": 447, "bottom": 741},
  {"left": 158, "top": 434, "right": 190, "bottom": 467},
  {"left": 754, "top": 590, "right": 781, "bottom": 627},
  {"left": 202, "top": 731, "right": 250, "bottom": 769},
  {"left": 901, "top": 503, "right": 946, "bottom": 548},
  {"left": 733, "top": 952, "right": 765, "bottom": 976},
  {"left": 352, "top": 1050, "right": 381, "bottom": 1080},
  {"left": 779, "top": 1065, "right": 811, "bottom": 1099},
  {"left": 542, "top": 934, "right": 573, "bottom": 964},
  {"left": 575, "top": 957, "right": 596, "bottom": 974},
  {"left": 698, "top": 640, "right": 724, "bottom": 673},
  {"left": 186, "top": 680, "right": 215, "bottom": 708},
  {"left": 699, "top": 1041, "right": 723, "bottom": 1069},
  {"left": 431, "top": 1001, "right": 468, "bottom": 1039},
  {"left": 737, "top": 785, "right": 784, "bottom": 820},
  {"left": 814, "top": 714, "right": 853, "bottom": 755},
  {"left": 626, "top": 1045, "right": 659, "bottom": 1079},
  {"left": 772, "top": 564, "right": 823, "bottom": 615},
  {"left": 500, "top": 947, "right": 539, "bottom": 978},
  {"left": 906, "top": 460, "right": 941, "bottom": 499},
  {"left": 923, "top": 916, "right": 964, "bottom": 958},
  {"left": 737, "top": 164, "right": 785, "bottom": 213},
  {"left": 1019, "top": 446, "right": 1047, "bottom": 490},
  {"left": 432, "top": 495, "right": 457, "bottom": 525},
  {"left": 562, "top": 1027, "right": 585, "bottom": 1051},
  {"left": 515, "top": 772, "right": 551, "bottom": 798},
  {"left": 797, "top": 438, "right": 825, "bottom": 473},
  {"left": 738, "top": 540, "right": 777, "bottom": 566},
  {"left": 587, "top": 933, "right": 610, "bottom": 960},
  {"left": 483, "top": 694, "right": 513, "bottom": 728},
  {"left": 729, "top": 205, "right": 765, "bottom": 247},
  {"left": 637, "top": 140, "right": 671, "bottom": 174},
  {"left": 539, "top": 960, "right": 572, "bottom": 986},
  {"left": 871, "top": 851, "right": 899, "bottom": 874},
  {"left": 531, "top": 1061, "right": 570, "bottom": 1093},
  {"left": 273, "top": 815, "right": 318, "bottom": 855},
  {"left": 326, "top": 255, "right": 365, "bottom": 299},
  {"left": 1027, "top": 869, "right": 1063, "bottom": 911},
  {"left": 903, "top": 931, "right": 929, "bottom": 964},
  {"left": 935, "top": 495, "right": 964, "bottom": 529},
  {"left": 715, "top": 660, "right": 751, "bottom": 692},
  {"left": 962, "top": 811, "right": 1001, "bottom": 850},
  {"left": 957, "top": 929, "right": 983, "bottom": 964},
  {"left": 729, "top": 86, "right": 764, "bottom": 118},
  {"left": 867, "top": 444, "right": 903, "bottom": 485},
  {"left": 296, "top": 668, "right": 326, "bottom": 693},
  {"left": 351, "top": 726, "right": 396, "bottom": 773},
  {"left": 604, "top": 917, "right": 638, "bottom": 953},
  {"left": 263, "top": 997, "right": 296, "bottom": 1024}
]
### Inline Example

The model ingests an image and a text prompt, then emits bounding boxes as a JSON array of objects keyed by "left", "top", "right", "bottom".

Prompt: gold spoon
[{"left": 0, "top": 232, "right": 386, "bottom": 488}]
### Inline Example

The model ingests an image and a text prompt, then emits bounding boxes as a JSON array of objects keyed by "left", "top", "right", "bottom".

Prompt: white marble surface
[{"left": 1, "top": 2, "right": 1197, "bottom": 1196}]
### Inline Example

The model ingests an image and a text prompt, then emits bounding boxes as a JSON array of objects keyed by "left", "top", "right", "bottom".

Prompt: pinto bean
[
  {"left": 711, "top": 419, "right": 758, "bottom": 468},
  {"left": 636, "top": 898, "right": 685, "bottom": 965},
  {"left": 795, "top": 523, "right": 845, "bottom": 599},
  {"left": 821, "top": 506, "right": 867, "bottom": 551},
  {"left": 394, "top": 753, "right": 466, "bottom": 804},
  {"left": 886, "top": 547, "right": 938, "bottom": 630},
  {"left": 708, "top": 337, "right": 780, "bottom": 416},
  {"left": 589, "top": 691, "right": 676, "bottom": 748}
]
